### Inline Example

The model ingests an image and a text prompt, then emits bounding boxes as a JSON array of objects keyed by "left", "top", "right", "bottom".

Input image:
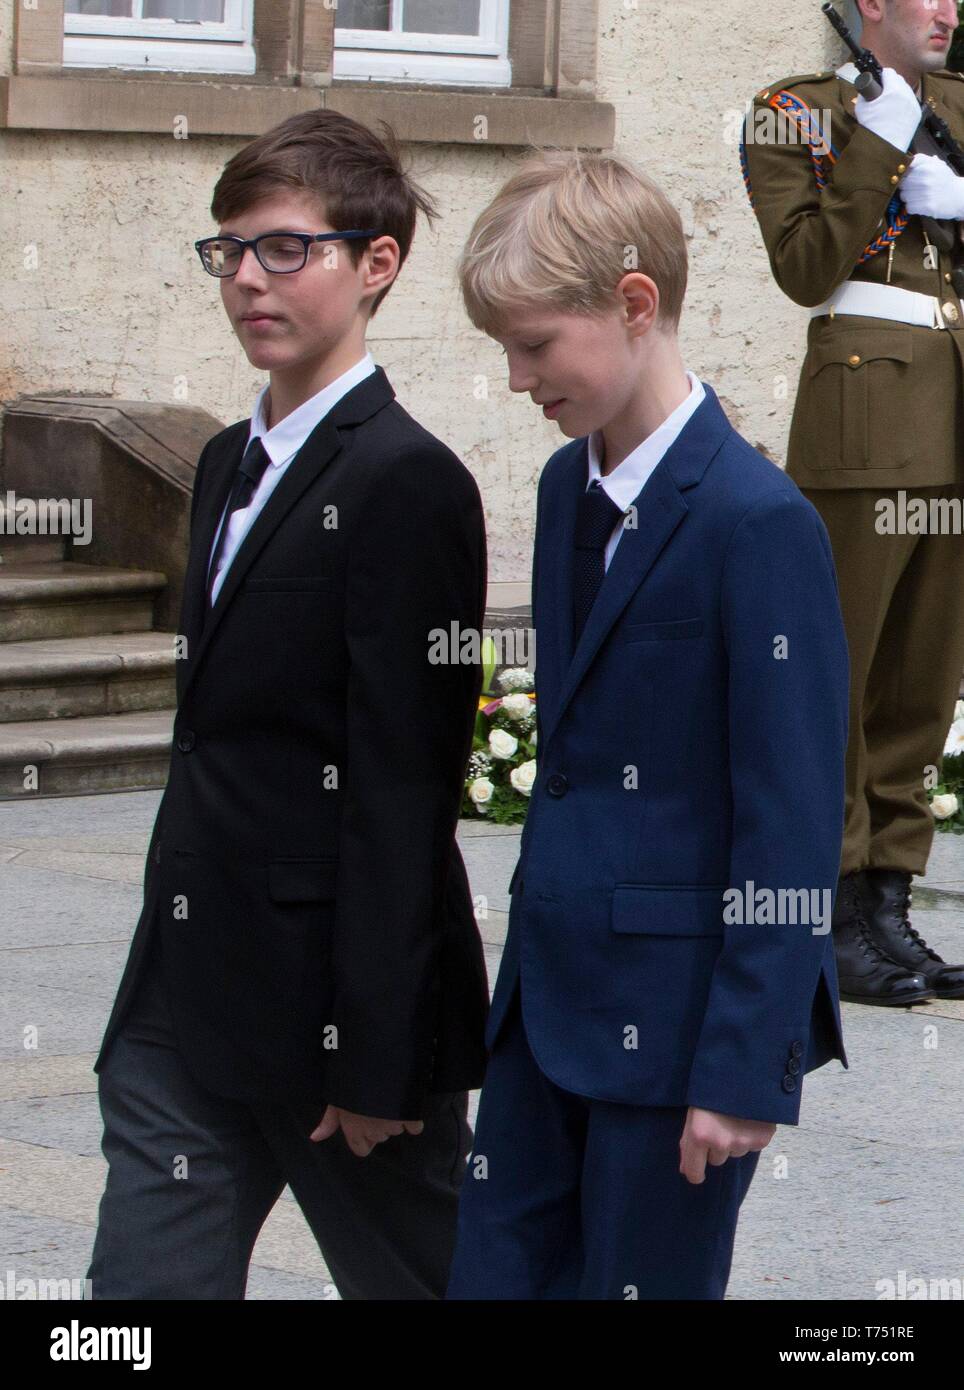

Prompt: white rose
[
  {"left": 956, "top": 700, "right": 964, "bottom": 723},
  {"left": 468, "top": 777, "right": 495, "bottom": 811},
  {"left": 498, "top": 667, "right": 535, "bottom": 693},
  {"left": 500, "top": 693, "right": 532, "bottom": 722},
  {"left": 489, "top": 728, "right": 519, "bottom": 760},
  {"left": 509, "top": 759, "right": 537, "bottom": 797},
  {"left": 531, "top": 729, "right": 537, "bottom": 747},
  {"left": 931, "top": 792, "right": 959, "bottom": 821},
  {"left": 943, "top": 719, "right": 964, "bottom": 757}
]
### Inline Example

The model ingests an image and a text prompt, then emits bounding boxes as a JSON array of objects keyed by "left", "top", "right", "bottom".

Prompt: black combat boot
[
  {"left": 832, "top": 870, "right": 934, "bottom": 1006},
  {"left": 861, "top": 869, "right": 964, "bottom": 999}
]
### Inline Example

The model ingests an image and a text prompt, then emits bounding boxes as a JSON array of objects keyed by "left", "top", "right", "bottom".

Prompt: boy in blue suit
[{"left": 447, "top": 152, "right": 850, "bottom": 1300}]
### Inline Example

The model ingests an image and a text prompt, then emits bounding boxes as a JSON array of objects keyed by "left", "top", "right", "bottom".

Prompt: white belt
[{"left": 810, "top": 280, "right": 951, "bottom": 329}]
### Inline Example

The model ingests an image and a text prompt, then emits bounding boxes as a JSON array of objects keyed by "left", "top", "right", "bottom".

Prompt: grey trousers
[{"left": 86, "top": 947, "right": 473, "bottom": 1300}]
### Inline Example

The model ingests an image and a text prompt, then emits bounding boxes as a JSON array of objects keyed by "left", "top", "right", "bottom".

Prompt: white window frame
[
  {"left": 334, "top": 0, "right": 511, "bottom": 87},
  {"left": 63, "top": 0, "right": 256, "bottom": 73}
]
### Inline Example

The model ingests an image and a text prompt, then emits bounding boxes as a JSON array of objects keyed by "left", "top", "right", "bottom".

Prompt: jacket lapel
[
  {"left": 538, "top": 384, "right": 732, "bottom": 750},
  {"left": 177, "top": 423, "right": 247, "bottom": 702},
  {"left": 180, "top": 366, "right": 395, "bottom": 701}
]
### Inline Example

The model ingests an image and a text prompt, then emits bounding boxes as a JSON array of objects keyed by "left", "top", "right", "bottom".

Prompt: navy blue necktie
[
  {"left": 572, "top": 479, "right": 624, "bottom": 645},
  {"left": 206, "top": 436, "right": 272, "bottom": 600}
]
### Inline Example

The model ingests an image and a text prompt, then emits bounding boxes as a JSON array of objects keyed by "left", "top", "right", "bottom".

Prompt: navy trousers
[{"left": 446, "top": 984, "right": 760, "bottom": 1300}]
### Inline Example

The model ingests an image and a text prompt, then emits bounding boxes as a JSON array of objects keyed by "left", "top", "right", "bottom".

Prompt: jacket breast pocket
[
  {"left": 611, "top": 883, "right": 727, "bottom": 935},
  {"left": 244, "top": 577, "right": 335, "bottom": 592},
  {"left": 623, "top": 617, "right": 703, "bottom": 643},
  {"left": 799, "top": 328, "right": 913, "bottom": 469}
]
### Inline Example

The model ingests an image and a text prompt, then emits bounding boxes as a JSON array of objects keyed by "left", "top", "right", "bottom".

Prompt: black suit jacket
[{"left": 94, "top": 366, "right": 490, "bottom": 1118}]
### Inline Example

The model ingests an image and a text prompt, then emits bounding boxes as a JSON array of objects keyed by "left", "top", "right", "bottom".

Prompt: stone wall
[{"left": 2, "top": 0, "right": 843, "bottom": 581}]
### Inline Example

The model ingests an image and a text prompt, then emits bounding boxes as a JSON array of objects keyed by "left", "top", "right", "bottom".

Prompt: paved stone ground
[{"left": 1, "top": 789, "right": 962, "bottom": 1300}]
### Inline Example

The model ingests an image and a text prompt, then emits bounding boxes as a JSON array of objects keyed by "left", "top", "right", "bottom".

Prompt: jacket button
[
  {"left": 848, "top": 354, "right": 861, "bottom": 366},
  {"left": 787, "top": 1057, "right": 801, "bottom": 1076},
  {"left": 176, "top": 731, "right": 196, "bottom": 753},
  {"left": 546, "top": 773, "right": 569, "bottom": 797},
  {"left": 781, "top": 1074, "right": 797, "bottom": 1093},
  {"left": 790, "top": 1040, "right": 803, "bottom": 1058}
]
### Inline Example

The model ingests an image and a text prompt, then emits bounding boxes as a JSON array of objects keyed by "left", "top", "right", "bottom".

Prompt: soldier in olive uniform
[{"left": 742, "top": 0, "right": 964, "bottom": 1005}]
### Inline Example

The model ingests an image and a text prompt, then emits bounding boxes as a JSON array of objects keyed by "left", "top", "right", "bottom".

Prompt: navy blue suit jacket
[{"left": 488, "top": 383, "right": 850, "bottom": 1125}]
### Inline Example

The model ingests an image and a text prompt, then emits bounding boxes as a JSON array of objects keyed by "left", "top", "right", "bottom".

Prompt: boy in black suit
[{"left": 86, "top": 111, "right": 489, "bottom": 1300}]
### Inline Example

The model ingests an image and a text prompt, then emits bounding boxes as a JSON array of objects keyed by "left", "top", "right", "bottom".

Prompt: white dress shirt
[
  {"left": 587, "top": 369, "right": 706, "bottom": 571},
  {"left": 208, "top": 351, "right": 377, "bottom": 603}
]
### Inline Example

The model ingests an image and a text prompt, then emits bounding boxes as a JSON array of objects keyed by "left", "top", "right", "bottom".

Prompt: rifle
[{"left": 823, "top": 1, "right": 964, "bottom": 267}]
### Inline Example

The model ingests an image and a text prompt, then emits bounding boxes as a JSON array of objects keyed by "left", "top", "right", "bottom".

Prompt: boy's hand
[
  {"left": 679, "top": 1106, "right": 775, "bottom": 1185},
  {"left": 310, "top": 1105, "right": 424, "bottom": 1158}
]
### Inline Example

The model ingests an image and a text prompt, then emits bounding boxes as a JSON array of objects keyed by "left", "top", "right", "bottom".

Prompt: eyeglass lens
[{"left": 202, "top": 235, "right": 310, "bottom": 275}]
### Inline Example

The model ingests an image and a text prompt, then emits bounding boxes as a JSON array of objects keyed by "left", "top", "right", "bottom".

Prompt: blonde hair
[{"left": 458, "top": 149, "right": 688, "bottom": 335}]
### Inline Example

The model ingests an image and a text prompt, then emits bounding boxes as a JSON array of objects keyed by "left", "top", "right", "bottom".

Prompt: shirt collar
[
  {"left": 586, "top": 370, "right": 706, "bottom": 511},
  {"left": 249, "top": 351, "right": 377, "bottom": 467}
]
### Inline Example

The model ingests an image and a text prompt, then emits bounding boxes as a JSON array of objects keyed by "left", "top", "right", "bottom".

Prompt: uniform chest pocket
[{"left": 801, "top": 329, "right": 913, "bottom": 469}]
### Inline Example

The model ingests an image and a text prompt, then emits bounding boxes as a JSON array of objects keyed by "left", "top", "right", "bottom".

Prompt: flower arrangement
[
  {"left": 931, "top": 699, "right": 964, "bottom": 834},
  {"left": 462, "top": 651, "right": 537, "bottom": 825}
]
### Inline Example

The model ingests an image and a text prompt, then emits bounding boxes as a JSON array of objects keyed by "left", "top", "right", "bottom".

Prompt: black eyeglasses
[{"left": 194, "top": 229, "right": 380, "bottom": 277}]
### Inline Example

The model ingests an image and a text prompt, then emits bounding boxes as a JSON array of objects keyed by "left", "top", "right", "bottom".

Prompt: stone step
[
  {"left": 0, "top": 709, "right": 173, "bottom": 798},
  {"left": 0, "top": 497, "right": 71, "bottom": 565},
  {"left": 0, "top": 632, "right": 177, "bottom": 723},
  {"left": 0, "top": 562, "right": 166, "bottom": 642}
]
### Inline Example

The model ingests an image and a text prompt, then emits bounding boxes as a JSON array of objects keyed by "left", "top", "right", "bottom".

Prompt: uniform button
[
  {"left": 942, "top": 302, "right": 959, "bottom": 323},
  {"left": 848, "top": 354, "right": 861, "bottom": 366},
  {"left": 781, "top": 1074, "right": 797, "bottom": 1093},
  {"left": 177, "top": 730, "right": 196, "bottom": 753},
  {"left": 890, "top": 174, "right": 899, "bottom": 185},
  {"left": 787, "top": 1057, "right": 801, "bottom": 1076},
  {"left": 546, "top": 773, "right": 569, "bottom": 797},
  {"left": 790, "top": 1040, "right": 803, "bottom": 1058},
  {"left": 897, "top": 163, "right": 906, "bottom": 174}
]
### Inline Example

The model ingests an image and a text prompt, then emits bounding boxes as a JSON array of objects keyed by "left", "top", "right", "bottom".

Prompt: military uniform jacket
[{"left": 742, "top": 66, "right": 964, "bottom": 488}]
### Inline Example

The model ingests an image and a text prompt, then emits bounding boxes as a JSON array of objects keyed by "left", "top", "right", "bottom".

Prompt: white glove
[
  {"left": 854, "top": 67, "right": 922, "bottom": 151},
  {"left": 899, "top": 152, "right": 964, "bottom": 220}
]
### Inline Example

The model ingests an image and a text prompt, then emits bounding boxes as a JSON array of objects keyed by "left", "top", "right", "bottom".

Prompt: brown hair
[
  {"left": 459, "top": 149, "right": 688, "bottom": 334},
  {"left": 211, "top": 110, "right": 438, "bottom": 317}
]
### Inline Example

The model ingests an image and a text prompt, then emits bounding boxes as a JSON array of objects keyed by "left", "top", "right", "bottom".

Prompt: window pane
[
  {"left": 336, "top": 0, "right": 391, "bottom": 28},
  {"left": 403, "top": 0, "right": 480, "bottom": 35},
  {"left": 64, "top": 0, "right": 133, "bottom": 13},
  {"left": 142, "top": 0, "right": 225, "bottom": 17}
]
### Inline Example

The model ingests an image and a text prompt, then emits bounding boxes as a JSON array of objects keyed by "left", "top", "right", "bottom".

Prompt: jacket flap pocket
[
  {"left": 624, "top": 617, "right": 703, "bottom": 642},
  {"left": 612, "top": 884, "right": 727, "bottom": 936},
  {"left": 807, "top": 330, "right": 913, "bottom": 376},
  {"left": 268, "top": 858, "right": 338, "bottom": 902}
]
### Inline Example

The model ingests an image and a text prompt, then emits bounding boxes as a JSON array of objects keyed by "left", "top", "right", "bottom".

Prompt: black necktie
[
  {"left": 572, "top": 479, "right": 624, "bottom": 645},
  {"left": 206, "top": 436, "right": 273, "bottom": 600}
]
